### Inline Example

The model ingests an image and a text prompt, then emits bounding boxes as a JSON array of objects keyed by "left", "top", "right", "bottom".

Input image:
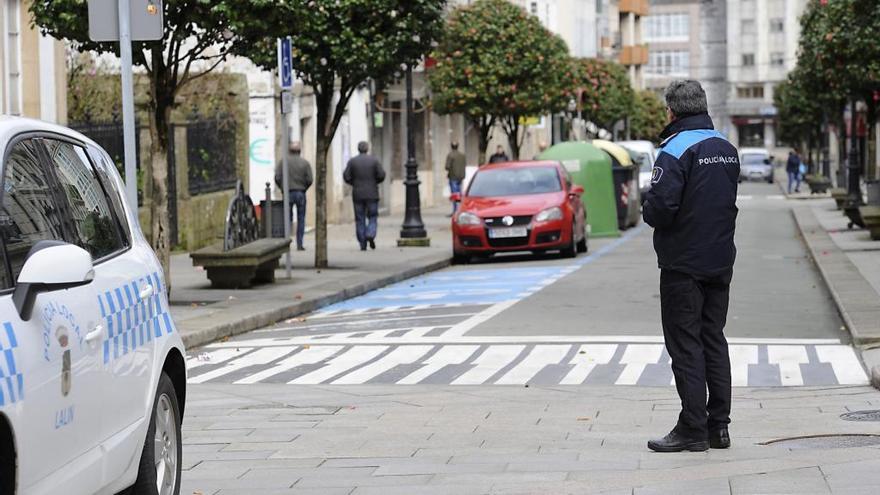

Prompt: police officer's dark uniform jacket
[{"left": 643, "top": 112, "right": 740, "bottom": 440}]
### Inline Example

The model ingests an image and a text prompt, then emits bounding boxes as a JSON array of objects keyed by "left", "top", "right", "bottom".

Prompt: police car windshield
[
  {"left": 468, "top": 166, "right": 562, "bottom": 197},
  {"left": 742, "top": 154, "right": 769, "bottom": 165}
]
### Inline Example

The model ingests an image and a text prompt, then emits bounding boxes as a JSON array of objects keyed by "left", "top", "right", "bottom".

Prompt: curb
[
  {"left": 180, "top": 257, "right": 452, "bottom": 349},
  {"left": 791, "top": 207, "right": 880, "bottom": 390}
]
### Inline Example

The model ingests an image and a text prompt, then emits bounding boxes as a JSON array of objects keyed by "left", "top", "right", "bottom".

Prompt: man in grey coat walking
[
  {"left": 343, "top": 142, "right": 386, "bottom": 250},
  {"left": 275, "top": 141, "right": 313, "bottom": 251}
]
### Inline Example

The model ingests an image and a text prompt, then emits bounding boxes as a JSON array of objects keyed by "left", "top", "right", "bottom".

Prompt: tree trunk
[
  {"left": 313, "top": 87, "right": 333, "bottom": 269},
  {"left": 476, "top": 117, "right": 492, "bottom": 165},
  {"left": 148, "top": 49, "right": 173, "bottom": 294},
  {"left": 504, "top": 117, "right": 522, "bottom": 160},
  {"left": 148, "top": 89, "right": 173, "bottom": 293}
]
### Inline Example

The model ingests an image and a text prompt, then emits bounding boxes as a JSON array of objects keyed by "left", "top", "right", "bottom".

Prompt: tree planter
[
  {"left": 867, "top": 180, "right": 880, "bottom": 206},
  {"left": 831, "top": 188, "right": 848, "bottom": 210},
  {"left": 806, "top": 175, "right": 832, "bottom": 194},
  {"left": 859, "top": 206, "right": 880, "bottom": 240}
]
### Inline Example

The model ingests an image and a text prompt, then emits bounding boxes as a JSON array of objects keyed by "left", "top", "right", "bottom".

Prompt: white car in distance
[{"left": 0, "top": 117, "right": 186, "bottom": 495}]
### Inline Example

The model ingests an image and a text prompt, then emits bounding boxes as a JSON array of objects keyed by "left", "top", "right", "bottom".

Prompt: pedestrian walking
[
  {"left": 642, "top": 80, "right": 740, "bottom": 453},
  {"left": 488, "top": 145, "right": 509, "bottom": 164},
  {"left": 787, "top": 148, "right": 801, "bottom": 194},
  {"left": 343, "top": 142, "right": 386, "bottom": 251},
  {"left": 275, "top": 141, "right": 313, "bottom": 251},
  {"left": 533, "top": 141, "right": 548, "bottom": 160},
  {"left": 445, "top": 141, "right": 467, "bottom": 216}
]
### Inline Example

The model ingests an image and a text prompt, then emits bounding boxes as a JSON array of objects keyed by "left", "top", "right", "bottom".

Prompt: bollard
[{"left": 264, "top": 182, "right": 273, "bottom": 238}]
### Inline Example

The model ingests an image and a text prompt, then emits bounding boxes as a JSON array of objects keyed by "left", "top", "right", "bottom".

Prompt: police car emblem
[
  {"left": 502, "top": 215, "right": 514, "bottom": 226},
  {"left": 651, "top": 167, "right": 664, "bottom": 184}
]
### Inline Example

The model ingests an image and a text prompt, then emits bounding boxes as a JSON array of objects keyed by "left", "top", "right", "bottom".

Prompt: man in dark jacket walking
[
  {"left": 343, "top": 142, "right": 386, "bottom": 250},
  {"left": 275, "top": 141, "right": 313, "bottom": 251},
  {"left": 445, "top": 141, "right": 466, "bottom": 215},
  {"left": 488, "top": 145, "right": 509, "bottom": 164},
  {"left": 786, "top": 148, "right": 801, "bottom": 194},
  {"left": 642, "top": 80, "right": 740, "bottom": 453}
]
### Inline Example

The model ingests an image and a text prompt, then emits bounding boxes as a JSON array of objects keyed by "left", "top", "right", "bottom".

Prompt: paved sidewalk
[
  {"left": 170, "top": 207, "right": 453, "bottom": 349},
  {"left": 181, "top": 383, "right": 880, "bottom": 495},
  {"left": 792, "top": 197, "right": 880, "bottom": 387}
]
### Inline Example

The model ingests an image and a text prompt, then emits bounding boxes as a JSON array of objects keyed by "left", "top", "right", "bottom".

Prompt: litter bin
[
  {"left": 538, "top": 141, "right": 619, "bottom": 238},
  {"left": 592, "top": 140, "right": 641, "bottom": 230},
  {"left": 258, "top": 199, "right": 287, "bottom": 238}
]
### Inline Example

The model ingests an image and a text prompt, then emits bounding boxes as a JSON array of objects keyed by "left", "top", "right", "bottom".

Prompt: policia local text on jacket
[{"left": 642, "top": 112, "right": 740, "bottom": 444}]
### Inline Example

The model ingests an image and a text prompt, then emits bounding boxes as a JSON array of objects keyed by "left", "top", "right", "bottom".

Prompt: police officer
[{"left": 643, "top": 80, "right": 740, "bottom": 453}]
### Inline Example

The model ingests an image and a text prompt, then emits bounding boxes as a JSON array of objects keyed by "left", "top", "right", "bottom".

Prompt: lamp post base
[{"left": 397, "top": 237, "right": 431, "bottom": 247}]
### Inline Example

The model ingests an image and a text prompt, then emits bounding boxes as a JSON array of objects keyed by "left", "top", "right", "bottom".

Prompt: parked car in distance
[
  {"left": 451, "top": 161, "right": 587, "bottom": 263},
  {"left": 0, "top": 117, "right": 186, "bottom": 495},
  {"left": 739, "top": 147, "right": 775, "bottom": 183},
  {"left": 618, "top": 140, "right": 657, "bottom": 195}
]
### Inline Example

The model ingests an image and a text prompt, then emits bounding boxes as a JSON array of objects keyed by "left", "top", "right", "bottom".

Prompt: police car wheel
[{"left": 130, "top": 372, "right": 182, "bottom": 495}]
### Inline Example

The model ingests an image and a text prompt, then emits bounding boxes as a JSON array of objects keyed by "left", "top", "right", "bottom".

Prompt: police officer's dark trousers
[{"left": 660, "top": 268, "right": 733, "bottom": 439}]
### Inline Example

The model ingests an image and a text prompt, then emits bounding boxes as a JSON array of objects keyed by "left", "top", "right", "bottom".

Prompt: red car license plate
[{"left": 488, "top": 227, "right": 528, "bottom": 239}]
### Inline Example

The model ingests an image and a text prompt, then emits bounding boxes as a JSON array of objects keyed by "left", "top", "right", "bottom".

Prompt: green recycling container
[{"left": 538, "top": 142, "right": 620, "bottom": 238}]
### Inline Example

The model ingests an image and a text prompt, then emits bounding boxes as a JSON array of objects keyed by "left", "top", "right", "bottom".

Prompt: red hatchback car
[{"left": 451, "top": 161, "right": 588, "bottom": 263}]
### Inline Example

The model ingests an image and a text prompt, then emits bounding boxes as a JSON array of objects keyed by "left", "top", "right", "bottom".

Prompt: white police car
[{"left": 0, "top": 117, "right": 185, "bottom": 495}]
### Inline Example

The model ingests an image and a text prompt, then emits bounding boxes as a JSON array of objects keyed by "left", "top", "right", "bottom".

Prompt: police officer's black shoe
[
  {"left": 647, "top": 430, "right": 709, "bottom": 453},
  {"left": 709, "top": 428, "right": 730, "bottom": 449}
]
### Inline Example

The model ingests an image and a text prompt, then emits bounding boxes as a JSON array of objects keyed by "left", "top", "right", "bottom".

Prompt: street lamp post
[
  {"left": 846, "top": 98, "right": 862, "bottom": 203},
  {"left": 398, "top": 64, "right": 430, "bottom": 246}
]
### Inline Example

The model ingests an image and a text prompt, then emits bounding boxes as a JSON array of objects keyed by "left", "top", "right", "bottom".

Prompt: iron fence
[{"left": 187, "top": 119, "right": 238, "bottom": 195}]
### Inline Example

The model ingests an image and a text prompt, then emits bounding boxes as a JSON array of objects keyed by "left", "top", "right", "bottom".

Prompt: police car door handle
[
  {"left": 139, "top": 284, "right": 154, "bottom": 299},
  {"left": 86, "top": 325, "right": 104, "bottom": 343}
]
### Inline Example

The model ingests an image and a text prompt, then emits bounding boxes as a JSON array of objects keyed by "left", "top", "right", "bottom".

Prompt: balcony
[
  {"left": 620, "top": 45, "right": 649, "bottom": 66},
  {"left": 619, "top": 0, "right": 649, "bottom": 16}
]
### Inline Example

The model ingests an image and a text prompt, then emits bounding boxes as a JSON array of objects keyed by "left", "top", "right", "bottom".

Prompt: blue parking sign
[{"left": 278, "top": 37, "right": 293, "bottom": 89}]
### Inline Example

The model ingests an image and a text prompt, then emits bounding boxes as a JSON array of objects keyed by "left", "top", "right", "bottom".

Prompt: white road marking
[
  {"left": 816, "top": 346, "right": 870, "bottom": 385},
  {"left": 186, "top": 348, "right": 248, "bottom": 370},
  {"left": 730, "top": 345, "right": 759, "bottom": 387},
  {"left": 768, "top": 345, "right": 809, "bottom": 386},
  {"left": 234, "top": 346, "right": 344, "bottom": 384},
  {"left": 332, "top": 345, "right": 434, "bottom": 384},
  {"left": 397, "top": 345, "right": 480, "bottom": 384},
  {"left": 451, "top": 345, "right": 525, "bottom": 385},
  {"left": 560, "top": 344, "right": 617, "bottom": 385},
  {"left": 288, "top": 346, "right": 388, "bottom": 384},
  {"left": 494, "top": 345, "right": 570, "bottom": 384},
  {"left": 615, "top": 344, "right": 664, "bottom": 385},
  {"left": 206, "top": 335, "right": 844, "bottom": 348},
  {"left": 189, "top": 348, "right": 292, "bottom": 384},
  {"left": 443, "top": 300, "right": 519, "bottom": 338}
]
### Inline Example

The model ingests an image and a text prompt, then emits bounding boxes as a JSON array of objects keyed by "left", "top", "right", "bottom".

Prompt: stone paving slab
[{"left": 182, "top": 383, "right": 880, "bottom": 495}]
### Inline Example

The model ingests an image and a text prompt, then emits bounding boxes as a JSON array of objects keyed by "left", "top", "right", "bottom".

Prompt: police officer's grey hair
[
  {"left": 358, "top": 141, "right": 369, "bottom": 153},
  {"left": 665, "top": 80, "right": 708, "bottom": 118}
]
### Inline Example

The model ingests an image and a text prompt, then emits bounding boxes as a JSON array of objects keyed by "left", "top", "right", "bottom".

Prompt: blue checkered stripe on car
[
  {"left": 97, "top": 272, "right": 174, "bottom": 364},
  {"left": 0, "top": 322, "right": 24, "bottom": 407}
]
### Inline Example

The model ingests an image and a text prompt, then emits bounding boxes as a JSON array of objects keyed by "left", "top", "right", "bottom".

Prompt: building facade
[
  {"left": 644, "top": 0, "right": 701, "bottom": 96},
  {"left": 0, "top": 0, "right": 66, "bottom": 122},
  {"left": 724, "top": 0, "right": 807, "bottom": 152}
]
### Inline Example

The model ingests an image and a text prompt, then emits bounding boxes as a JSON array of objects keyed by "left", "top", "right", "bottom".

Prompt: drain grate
[
  {"left": 840, "top": 410, "right": 880, "bottom": 422},
  {"left": 762, "top": 434, "right": 880, "bottom": 450}
]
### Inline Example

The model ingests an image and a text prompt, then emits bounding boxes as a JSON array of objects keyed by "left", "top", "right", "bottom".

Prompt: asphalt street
[
  {"left": 181, "top": 182, "right": 878, "bottom": 494},
  {"left": 187, "top": 183, "right": 863, "bottom": 389}
]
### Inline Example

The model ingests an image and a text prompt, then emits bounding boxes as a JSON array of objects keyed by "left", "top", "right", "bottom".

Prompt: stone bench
[
  {"left": 190, "top": 238, "right": 291, "bottom": 289},
  {"left": 831, "top": 188, "right": 848, "bottom": 210},
  {"left": 860, "top": 206, "right": 880, "bottom": 240}
]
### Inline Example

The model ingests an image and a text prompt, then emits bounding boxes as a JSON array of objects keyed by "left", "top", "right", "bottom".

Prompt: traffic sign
[
  {"left": 88, "top": 0, "right": 164, "bottom": 42},
  {"left": 278, "top": 38, "right": 293, "bottom": 89}
]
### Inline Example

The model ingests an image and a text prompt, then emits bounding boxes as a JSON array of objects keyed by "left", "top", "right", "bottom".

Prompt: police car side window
[
  {"left": 0, "top": 139, "right": 67, "bottom": 288},
  {"left": 42, "top": 139, "right": 125, "bottom": 260}
]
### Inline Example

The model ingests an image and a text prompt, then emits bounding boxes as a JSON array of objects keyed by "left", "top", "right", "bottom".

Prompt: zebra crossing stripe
[
  {"left": 289, "top": 346, "right": 388, "bottom": 384},
  {"left": 187, "top": 343, "right": 869, "bottom": 387}
]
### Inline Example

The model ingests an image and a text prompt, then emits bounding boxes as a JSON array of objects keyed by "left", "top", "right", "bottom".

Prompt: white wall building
[{"left": 724, "top": 0, "right": 807, "bottom": 152}]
